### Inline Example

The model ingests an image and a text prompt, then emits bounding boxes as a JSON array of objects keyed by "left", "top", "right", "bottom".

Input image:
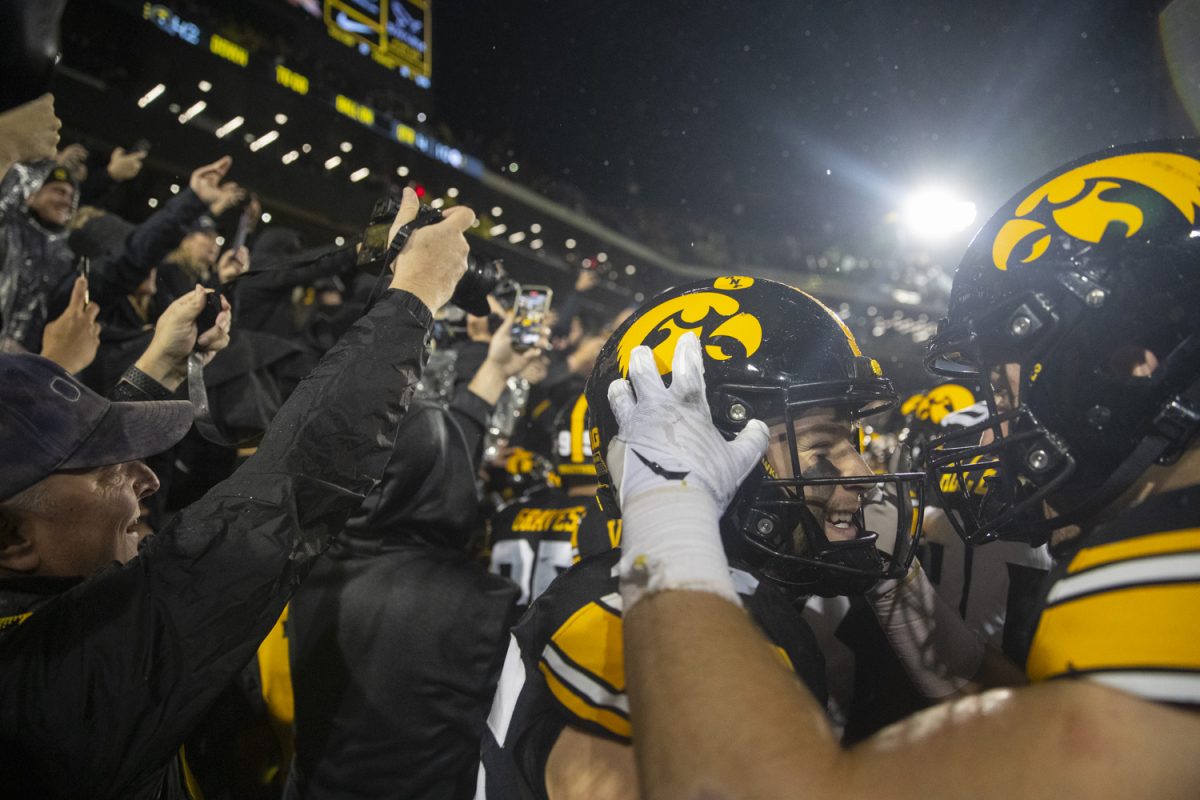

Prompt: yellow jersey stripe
[
  {"left": 1027, "top": 583, "right": 1200, "bottom": 682},
  {"left": 549, "top": 601, "right": 626, "bottom": 694},
  {"left": 1068, "top": 527, "right": 1200, "bottom": 574}
]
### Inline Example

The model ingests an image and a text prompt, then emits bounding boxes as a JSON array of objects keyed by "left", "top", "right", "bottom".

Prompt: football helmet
[
  {"left": 926, "top": 140, "right": 1200, "bottom": 546},
  {"left": 585, "top": 276, "right": 925, "bottom": 597},
  {"left": 891, "top": 382, "right": 981, "bottom": 473}
]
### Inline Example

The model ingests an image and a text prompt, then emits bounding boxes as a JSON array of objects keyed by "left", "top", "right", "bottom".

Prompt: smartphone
[{"left": 510, "top": 285, "right": 552, "bottom": 352}]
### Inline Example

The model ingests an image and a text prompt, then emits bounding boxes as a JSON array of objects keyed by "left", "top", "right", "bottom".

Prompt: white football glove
[{"left": 607, "top": 332, "right": 768, "bottom": 607}]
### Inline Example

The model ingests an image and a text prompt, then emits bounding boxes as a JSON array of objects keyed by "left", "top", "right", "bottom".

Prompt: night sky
[{"left": 435, "top": 0, "right": 1188, "bottom": 258}]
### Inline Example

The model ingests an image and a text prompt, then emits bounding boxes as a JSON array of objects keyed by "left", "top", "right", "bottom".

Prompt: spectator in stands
[
  {"left": 0, "top": 188, "right": 474, "bottom": 798},
  {"left": 0, "top": 160, "right": 78, "bottom": 353},
  {"left": 77, "top": 155, "right": 247, "bottom": 390},
  {"left": 154, "top": 155, "right": 245, "bottom": 309}
]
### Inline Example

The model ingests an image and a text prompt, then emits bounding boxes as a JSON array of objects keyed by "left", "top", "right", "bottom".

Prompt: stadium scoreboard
[{"left": 324, "top": 0, "right": 431, "bottom": 86}]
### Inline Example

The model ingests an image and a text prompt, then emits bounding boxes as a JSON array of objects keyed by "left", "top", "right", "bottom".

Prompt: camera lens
[{"left": 451, "top": 256, "right": 504, "bottom": 316}]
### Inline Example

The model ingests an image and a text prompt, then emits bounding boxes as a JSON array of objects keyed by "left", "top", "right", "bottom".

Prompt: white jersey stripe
[
  {"left": 1084, "top": 670, "right": 1200, "bottom": 704},
  {"left": 486, "top": 635, "right": 527, "bottom": 747},
  {"left": 541, "top": 644, "right": 630, "bottom": 715},
  {"left": 1046, "top": 552, "right": 1200, "bottom": 605}
]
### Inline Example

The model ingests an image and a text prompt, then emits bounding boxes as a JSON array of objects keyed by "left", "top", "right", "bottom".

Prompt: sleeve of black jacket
[
  {"left": 232, "top": 244, "right": 357, "bottom": 334},
  {"left": 0, "top": 289, "right": 433, "bottom": 799},
  {"left": 87, "top": 188, "right": 210, "bottom": 309}
]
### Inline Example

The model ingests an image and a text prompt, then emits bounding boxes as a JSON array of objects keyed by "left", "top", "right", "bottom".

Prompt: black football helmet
[
  {"left": 926, "top": 140, "right": 1200, "bottom": 547},
  {"left": 891, "top": 382, "right": 981, "bottom": 473},
  {"left": 585, "top": 276, "right": 925, "bottom": 597}
]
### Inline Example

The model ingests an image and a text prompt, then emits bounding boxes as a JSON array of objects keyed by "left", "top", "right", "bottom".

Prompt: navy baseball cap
[
  {"left": 0, "top": 355, "right": 193, "bottom": 501},
  {"left": 186, "top": 215, "right": 218, "bottom": 236}
]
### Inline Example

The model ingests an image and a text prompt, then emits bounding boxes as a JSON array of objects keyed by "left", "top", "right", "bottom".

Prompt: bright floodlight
[{"left": 900, "top": 187, "right": 977, "bottom": 240}]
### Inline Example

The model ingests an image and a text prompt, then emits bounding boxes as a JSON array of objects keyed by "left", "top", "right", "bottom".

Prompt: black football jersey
[
  {"left": 488, "top": 491, "right": 619, "bottom": 609},
  {"left": 1025, "top": 486, "right": 1200, "bottom": 706},
  {"left": 477, "top": 549, "right": 827, "bottom": 799}
]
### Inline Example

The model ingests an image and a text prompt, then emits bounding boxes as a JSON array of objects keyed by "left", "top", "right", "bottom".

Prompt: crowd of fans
[{"left": 2, "top": 6, "right": 1199, "bottom": 800}]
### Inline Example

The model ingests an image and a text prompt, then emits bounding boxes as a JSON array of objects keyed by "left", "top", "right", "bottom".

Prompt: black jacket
[
  {"left": 286, "top": 388, "right": 521, "bottom": 800},
  {"left": 0, "top": 290, "right": 433, "bottom": 799}
]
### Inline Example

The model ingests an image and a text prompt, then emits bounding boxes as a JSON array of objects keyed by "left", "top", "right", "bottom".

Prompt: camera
[{"left": 356, "top": 195, "right": 504, "bottom": 316}]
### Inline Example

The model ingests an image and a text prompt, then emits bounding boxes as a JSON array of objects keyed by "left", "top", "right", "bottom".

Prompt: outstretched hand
[
  {"left": 607, "top": 332, "right": 767, "bottom": 511},
  {"left": 607, "top": 332, "right": 768, "bottom": 607},
  {"left": 135, "top": 285, "right": 232, "bottom": 389},
  {"left": 40, "top": 277, "right": 100, "bottom": 374},
  {"left": 387, "top": 186, "right": 475, "bottom": 312}
]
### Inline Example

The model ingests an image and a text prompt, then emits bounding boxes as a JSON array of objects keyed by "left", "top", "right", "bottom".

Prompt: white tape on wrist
[
  {"left": 618, "top": 484, "right": 740, "bottom": 609},
  {"left": 867, "top": 561, "right": 986, "bottom": 697}
]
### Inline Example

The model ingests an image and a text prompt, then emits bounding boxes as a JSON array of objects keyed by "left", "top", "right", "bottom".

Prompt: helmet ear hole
[
  {"left": 1107, "top": 344, "right": 1160, "bottom": 379},
  {"left": 745, "top": 510, "right": 787, "bottom": 551}
]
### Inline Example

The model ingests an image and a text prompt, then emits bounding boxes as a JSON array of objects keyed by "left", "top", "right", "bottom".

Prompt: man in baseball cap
[{"left": 0, "top": 353, "right": 193, "bottom": 576}]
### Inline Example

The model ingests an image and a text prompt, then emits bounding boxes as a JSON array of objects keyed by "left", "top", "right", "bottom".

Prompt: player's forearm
[{"left": 623, "top": 590, "right": 845, "bottom": 800}]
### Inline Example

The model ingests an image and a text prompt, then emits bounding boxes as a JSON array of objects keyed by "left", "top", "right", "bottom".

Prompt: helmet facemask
[
  {"left": 711, "top": 379, "right": 925, "bottom": 598},
  {"left": 924, "top": 320, "right": 1076, "bottom": 547}
]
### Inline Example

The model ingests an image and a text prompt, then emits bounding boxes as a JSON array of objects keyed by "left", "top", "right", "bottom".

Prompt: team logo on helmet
[
  {"left": 617, "top": 277, "right": 763, "bottom": 376},
  {"left": 991, "top": 152, "right": 1200, "bottom": 271},
  {"left": 900, "top": 383, "right": 976, "bottom": 425}
]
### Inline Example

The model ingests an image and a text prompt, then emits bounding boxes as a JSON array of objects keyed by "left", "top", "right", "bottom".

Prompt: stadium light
[
  {"left": 350, "top": 167, "right": 370, "bottom": 182},
  {"left": 249, "top": 130, "right": 280, "bottom": 152},
  {"left": 397, "top": 165, "right": 410, "bottom": 177},
  {"left": 325, "top": 155, "right": 342, "bottom": 170},
  {"left": 491, "top": 206, "right": 503, "bottom": 217},
  {"left": 137, "top": 84, "right": 166, "bottom": 107},
  {"left": 508, "top": 231, "right": 526, "bottom": 244},
  {"left": 281, "top": 150, "right": 300, "bottom": 165},
  {"left": 340, "top": 141, "right": 353, "bottom": 153},
  {"left": 275, "top": 113, "right": 288, "bottom": 125},
  {"left": 178, "top": 101, "right": 207, "bottom": 124},
  {"left": 489, "top": 224, "right": 507, "bottom": 236},
  {"left": 214, "top": 116, "right": 244, "bottom": 138},
  {"left": 900, "top": 186, "right": 977, "bottom": 240},
  {"left": 198, "top": 80, "right": 212, "bottom": 93}
]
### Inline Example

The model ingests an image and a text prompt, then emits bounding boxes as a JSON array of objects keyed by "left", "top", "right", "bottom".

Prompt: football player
[
  {"left": 488, "top": 391, "right": 621, "bottom": 611},
  {"left": 615, "top": 140, "right": 1200, "bottom": 799},
  {"left": 477, "top": 277, "right": 925, "bottom": 798}
]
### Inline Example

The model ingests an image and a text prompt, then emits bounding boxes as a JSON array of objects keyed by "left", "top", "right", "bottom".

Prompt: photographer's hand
[
  {"left": 467, "top": 308, "right": 549, "bottom": 404},
  {"left": 387, "top": 186, "right": 475, "bottom": 312},
  {"left": 135, "top": 285, "right": 232, "bottom": 389},
  {"left": 40, "top": 277, "right": 100, "bottom": 374}
]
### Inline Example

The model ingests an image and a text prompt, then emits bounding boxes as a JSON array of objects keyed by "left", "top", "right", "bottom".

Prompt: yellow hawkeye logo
[
  {"left": 901, "top": 384, "right": 976, "bottom": 425},
  {"left": 618, "top": 278, "right": 762, "bottom": 376},
  {"left": 992, "top": 152, "right": 1200, "bottom": 271}
]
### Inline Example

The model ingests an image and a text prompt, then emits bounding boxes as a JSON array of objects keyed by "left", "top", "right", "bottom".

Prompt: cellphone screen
[
  {"left": 356, "top": 221, "right": 392, "bottom": 268},
  {"left": 511, "top": 286, "right": 552, "bottom": 350}
]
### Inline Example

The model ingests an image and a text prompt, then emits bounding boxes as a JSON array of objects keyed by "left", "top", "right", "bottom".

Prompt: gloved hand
[{"left": 607, "top": 332, "right": 768, "bottom": 607}]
